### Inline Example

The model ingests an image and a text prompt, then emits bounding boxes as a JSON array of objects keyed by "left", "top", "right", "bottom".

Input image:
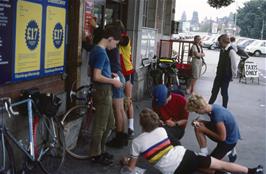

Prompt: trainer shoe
[
  {"left": 228, "top": 153, "right": 237, "bottom": 162},
  {"left": 255, "top": 165, "right": 264, "bottom": 174},
  {"left": 128, "top": 128, "right": 135, "bottom": 139},
  {"left": 101, "top": 152, "right": 114, "bottom": 160},
  {"left": 90, "top": 155, "right": 113, "bottom": 166}
]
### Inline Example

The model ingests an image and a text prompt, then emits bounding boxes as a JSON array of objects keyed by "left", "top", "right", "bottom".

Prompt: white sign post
[{"left": 244, "top": 61, "right": 259, "bottom": 78}]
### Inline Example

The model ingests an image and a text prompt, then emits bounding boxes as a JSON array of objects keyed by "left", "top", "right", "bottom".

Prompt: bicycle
[
  {"left": 142, "top": 56, "right": 181, "bottom": 97},
  {"left": 61, "top": 81, "right": 94, "bottom": 159},
  {"left": 157, "top": 57, "right": 180, "bottom": 89},
  {"left": 142, "top": 56, "right": 158, "bottom": 97},
  {"left": 237, "top": 50, "right": 250, "bottom": 82},
  {"left": 0, "top": 91, "right": 65, "bottom": 174},
  {"left": 201, "top": 57, "right": 207, "bottom": 76}
]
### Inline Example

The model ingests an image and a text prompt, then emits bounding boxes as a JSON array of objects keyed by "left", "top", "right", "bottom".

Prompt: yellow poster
[
  {"left": 45, "top": 6, "right": 66, "bottom": 71},
  {"left": 15, "top": 0, "right": 42, "bottom": 74}
]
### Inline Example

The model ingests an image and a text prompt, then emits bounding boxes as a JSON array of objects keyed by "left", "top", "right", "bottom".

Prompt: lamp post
[
  {"left": 261, "top": 19, "right": 264, "bottom": 40},
  {"left": 233, "top": 0, "right": 238, "bottom": 36},
  {"left": 258, "top": 6, "right": 264, "bottom": 40}
]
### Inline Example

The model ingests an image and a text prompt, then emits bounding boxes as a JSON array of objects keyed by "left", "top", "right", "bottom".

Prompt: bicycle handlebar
[
  {"left": 141, "top": 56, "right": 158, "bottom": 67},
  {"left": 0, "top": 97, "right": 19, "bottom": 117},
  {"left": 70, "top": 85, "right": 93, "bottom": 103}
]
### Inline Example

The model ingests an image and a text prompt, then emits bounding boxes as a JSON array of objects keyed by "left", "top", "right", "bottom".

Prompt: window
[{"left": 138, "top": 28, "right": 157, "bottom": 67}]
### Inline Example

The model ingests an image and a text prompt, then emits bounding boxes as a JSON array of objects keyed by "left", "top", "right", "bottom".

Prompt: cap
[{"left": 152, "top": 84, "right": 168, "bottom": 107}]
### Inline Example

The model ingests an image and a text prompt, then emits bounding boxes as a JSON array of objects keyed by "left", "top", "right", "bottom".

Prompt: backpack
[
  {"left": 236, "top": 46, "right": 249, "bottom": 58},
  {"left": 188, "top": 44, "right": 202, "bottom": 59}
]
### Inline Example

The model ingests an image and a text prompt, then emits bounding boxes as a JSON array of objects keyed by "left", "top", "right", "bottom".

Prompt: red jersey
[{"left": 158, "top": 93, "right": 188, "bottom": 129}]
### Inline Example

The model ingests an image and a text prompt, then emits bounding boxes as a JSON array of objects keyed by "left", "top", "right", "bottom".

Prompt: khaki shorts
[{"left": 192, "top": 57, "right": 202, "bottom": 79}]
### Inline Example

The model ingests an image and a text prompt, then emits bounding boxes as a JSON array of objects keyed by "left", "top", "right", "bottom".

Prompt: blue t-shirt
[
  {"left": 107, "top": 47, "right": 121, "bottom": 73},
  {"left": 89, "top": 45, "right": 112, "bottom": 79},
  {"left": 211, "top": 104, "right": 241, "bottom": 144}
]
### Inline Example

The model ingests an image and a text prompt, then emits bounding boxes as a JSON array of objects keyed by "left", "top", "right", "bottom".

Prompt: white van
[{"left": 244, "top": 40, "right": 266, "bottom": 57}]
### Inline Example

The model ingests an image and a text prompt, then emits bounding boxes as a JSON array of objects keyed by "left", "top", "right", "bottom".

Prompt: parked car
[
  {"left": 237, "top": 39, "right": 255, "bottom": 49},
  {"left": 236, "top": 38, "right": 246, "bottom": 44},
  {"left": 244, "top": 40, "right": 266, "bottom": 57},
  {"left": 202, "top": 35, "right": 219, "bottom": 50}
]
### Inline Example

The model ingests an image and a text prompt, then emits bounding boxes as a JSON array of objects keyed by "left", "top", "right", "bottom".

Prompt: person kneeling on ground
[
  {"left": 187, "top": 94, "right": 239, "bottom": 162},
  {"left": 152, "top": 84, "right": 188, "bottom": 145},
  {"left": 120, "top": 108, "right": 263, "bottom": 174}
]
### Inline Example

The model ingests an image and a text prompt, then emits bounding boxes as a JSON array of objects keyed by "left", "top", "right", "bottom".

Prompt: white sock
[
  {"left": 231, "top": 147, "right": 237, "bottom": 155},
  {"left": 200, "top": 147, "right": 208, "bottom": 155},
  {"left": 128, "top": 118, "right": 134, "bottom": 130},
  {"left": 227, "top": 147, "right": 237, "bottom": 156}
]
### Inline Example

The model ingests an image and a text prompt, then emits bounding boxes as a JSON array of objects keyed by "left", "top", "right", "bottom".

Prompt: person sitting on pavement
[
  {"left": 187, "top": 94, "right": 239, "bottom": 162},
  {"left": 120, "top": 108, "right": 263, "bottom": 174},
  {"left": 152, "top": 84, "right": 188, "bottom": 145}
]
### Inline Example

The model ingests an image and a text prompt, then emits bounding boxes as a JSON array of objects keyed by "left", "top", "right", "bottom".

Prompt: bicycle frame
[
  {"left": 1, "top": 94, "right": 66, "bottom": 174},
  {"left": 3, "top": 99, "right": 38, "bottom": 161},
  {"left": 1, "top": 98, "right": 54, "bottom": 162}
]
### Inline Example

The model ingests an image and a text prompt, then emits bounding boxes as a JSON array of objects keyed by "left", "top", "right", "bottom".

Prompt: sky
[{"left": 175, "top": 0, "right": 251, "bottom": 22}]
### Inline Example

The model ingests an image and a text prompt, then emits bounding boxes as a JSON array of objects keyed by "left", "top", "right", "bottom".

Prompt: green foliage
[
  {"left": 207, "top": 0, "right": 235, "bottom": 8},
  {"left": 237, "top": 0, "right": 266, "bottom": 39}
]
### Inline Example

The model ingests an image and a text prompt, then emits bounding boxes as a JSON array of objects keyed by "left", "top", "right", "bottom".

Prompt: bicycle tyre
[
  {"left": 0, "top": 133, "right": 16, "bottom": 174},
  {"left": 34, "top": 116, "right": 65, "bottom": 174},
  {"left": 61, "top": 105, "right": 92, "bottom": 159},
  {"left": 146, "top": 75, "right": 154, "bottom": 97},
  {"left": 201, "top": 61, "right": 207, "bottom": 76}
]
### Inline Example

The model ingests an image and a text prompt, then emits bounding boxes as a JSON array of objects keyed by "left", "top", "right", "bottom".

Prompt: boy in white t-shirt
[{"left": 120, "top": 108, "right": 263, "bottom": 174}]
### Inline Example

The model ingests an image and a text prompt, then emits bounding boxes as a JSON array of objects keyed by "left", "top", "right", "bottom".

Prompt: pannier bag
[{"left": 20, "top": 88, "right": 61, "bottom": 118}]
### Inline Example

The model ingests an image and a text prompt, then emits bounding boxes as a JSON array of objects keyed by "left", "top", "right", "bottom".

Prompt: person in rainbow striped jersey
[{"left": 120, "top": 108, "right": 263, "bottom": 174}]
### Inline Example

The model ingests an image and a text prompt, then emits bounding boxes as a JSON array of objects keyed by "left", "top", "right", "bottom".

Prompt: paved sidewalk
[{"left": 54, "top": 60, "right": 266, "bottom": 173}]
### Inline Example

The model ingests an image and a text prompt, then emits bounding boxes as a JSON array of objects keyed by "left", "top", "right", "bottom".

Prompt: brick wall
[{"left": 0, "top": 75, "right": 65, "bottom": 98}]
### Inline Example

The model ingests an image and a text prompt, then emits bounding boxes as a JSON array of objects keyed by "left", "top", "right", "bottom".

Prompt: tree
[
  {"left": 236, "top": 0, "right": 266, "bottom": 39},
  {"left": 207, "top": 0, "right": 235, "bottom": 8}
]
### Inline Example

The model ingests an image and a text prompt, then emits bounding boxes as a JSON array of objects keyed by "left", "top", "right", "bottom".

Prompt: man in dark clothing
[{"left": 208, "top": 34, "right": 237, "bottom": 108}]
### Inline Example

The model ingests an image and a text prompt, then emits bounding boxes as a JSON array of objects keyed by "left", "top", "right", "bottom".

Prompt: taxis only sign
[{"left": 244, "top": 61, "right": 259, "bottom": 78}]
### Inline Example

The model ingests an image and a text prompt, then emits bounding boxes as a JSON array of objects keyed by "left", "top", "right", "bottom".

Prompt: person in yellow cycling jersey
[{"left": 119, "top": 31, "right": 135, "bottom": 138}]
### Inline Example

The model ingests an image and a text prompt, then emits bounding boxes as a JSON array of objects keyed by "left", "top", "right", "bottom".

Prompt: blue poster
[
  {"left": 12, "top": 0, "right": 43, "bottom": 82},
  {"left": 43, "top": 0, "right": 68, "bottom": 76},
  {"left": 11, "top": 0, "right": 68, "bottom": 82},
  {"left": 0, "top": 0, "right": 13, "bottom": 85}
]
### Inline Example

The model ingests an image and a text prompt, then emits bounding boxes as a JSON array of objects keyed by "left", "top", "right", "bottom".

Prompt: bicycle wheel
[
  {"left": 34, "top": 116, "right": 65, "bottom": 174},
  {"left": 146, "top": 75, "right": 154, "bottom": 97},
  {"left": 61, "top": 105, "right": 92, "bottom": 159},
  {"left": 201, "top": 61, "right": 207, "bottom": 76},
  {"left": 0, "top": 133, "right": 16, "bottom": 174}
]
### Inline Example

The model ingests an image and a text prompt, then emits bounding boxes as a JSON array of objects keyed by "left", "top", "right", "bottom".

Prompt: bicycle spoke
[
  {"left": 201, "top": 61, "right": 207, "bottom": 76},
  {"left": 62, "top": 105, "right": 91, "bottom": 159},
  {"left": 0, "top": 134, "right": 16, "bottom": 174},
  {"left": 35, "top": 117, "right": 65, "bottom": 174}
]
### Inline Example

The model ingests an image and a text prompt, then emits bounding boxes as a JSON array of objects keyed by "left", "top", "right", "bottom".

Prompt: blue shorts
[
  {"left": 124, "top": 73, "right": 135, "bottom": 84},
  {"left": 112, "top": 71, "right": 125, "bottom": 99}
]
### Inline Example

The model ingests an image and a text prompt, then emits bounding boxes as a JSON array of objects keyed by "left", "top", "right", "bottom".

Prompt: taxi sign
[{"left": 244, "top": 61, "right": 259, "bottom": 78}]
